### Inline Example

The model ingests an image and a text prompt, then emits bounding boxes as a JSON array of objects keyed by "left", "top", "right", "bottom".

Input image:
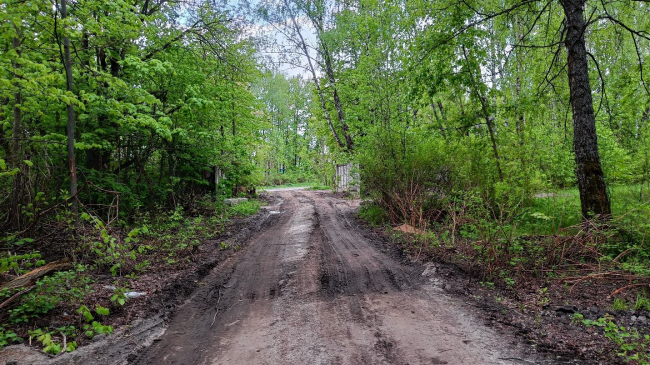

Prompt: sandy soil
[{"left": 127, "top": 190, "right": 541, "bottom": 365}]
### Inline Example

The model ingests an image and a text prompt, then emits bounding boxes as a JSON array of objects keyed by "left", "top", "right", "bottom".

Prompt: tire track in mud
[
  {"left": 129, "top": 195, "right": 301, "bottom": 365},
  {"left": 130, "top": 190, "right": 542, "bottom": 365}
]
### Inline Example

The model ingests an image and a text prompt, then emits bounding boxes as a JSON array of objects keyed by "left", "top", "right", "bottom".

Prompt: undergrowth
[
  {"left": 575, "top": 313, "right": 650, "bottom": 364},
  {"left": 229, "top": 200, "right": 261, "bottom": 217},
  {"left": 359, "top": 182, "right": 650, "bottom": 364},
  {"left": 0, "top": 195, "right": 261, "bottom": 353}
]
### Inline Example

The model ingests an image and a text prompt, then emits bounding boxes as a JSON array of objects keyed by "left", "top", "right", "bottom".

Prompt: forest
[{"left": 1, "top": 0, "right": 650, "bottom": 362}]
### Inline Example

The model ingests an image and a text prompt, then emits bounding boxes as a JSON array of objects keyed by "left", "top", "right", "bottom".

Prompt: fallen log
[{"left": 0, "top": 258, "right": 72, "bottom": 291}]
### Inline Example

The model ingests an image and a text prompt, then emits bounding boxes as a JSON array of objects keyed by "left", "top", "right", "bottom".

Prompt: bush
[
  {"left": 359, "top": 203, "right": 388, "bottom": 227},
  {"left": 6, "top": 271, "right": 92, "bottom": 324},
  {"left": 358, "top": 133, "right": 461, "bottom": 227},
  {"left": 229, "top": 200, "right": 261, "bottom": 217}
]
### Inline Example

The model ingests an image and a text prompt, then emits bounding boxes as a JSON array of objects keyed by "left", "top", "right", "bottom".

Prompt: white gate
[{"left": 335, "top": 163, "right": 359, "bottom": 193}]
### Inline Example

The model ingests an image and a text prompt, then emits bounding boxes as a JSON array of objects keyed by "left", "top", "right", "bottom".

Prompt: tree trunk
[
  {"left": 323, "top": 50, "right": 354, "bottom": 151},
  {"left": 561, "top": 0, "right": 611, "bottom": 218},
  {"left": 282, "top": 0, "right": 345, "bottom": 150},
  {"left": 62, "top": 0, "right": 78, "bottom": 217},
  {"left": 515, "top": 76, "right": 525, "bottom": 146},
  {"left": 431, "top": 102, "right": 447, "bottom": 140},
  {"left": 462, "top": 46, "right": 504, "bottom": 182},
  {"left": 232, "top": 98, "right": 236, "bottom": 136},
  {"left": 10, "top": 35, "right": 23, "bottom": 229}
]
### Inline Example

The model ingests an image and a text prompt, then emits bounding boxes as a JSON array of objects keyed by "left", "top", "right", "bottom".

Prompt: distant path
[
  {"left": 260, "top": 186, "right": 309, "bottom": 192},
  {"left": 131, "top": 190, "right": 538, "bottom": 365}
]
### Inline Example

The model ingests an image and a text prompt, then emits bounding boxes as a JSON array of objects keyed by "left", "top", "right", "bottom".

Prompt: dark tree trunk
[
  {"left": 232, "top": 99, "right": 236, "bottom": 136},
  {"left": 561, "top": 0, "right": 611, "bottom": 218},
  {"left": 85, "top": 148, "right": 111, "bottom": 171},
  {"left": 321, "top": 38, "right": 354, "bottom": 151},
  {"left": 62, "top": 0, "right": 78, "bottom": 217},
  {"left": 10, "top": 36, "right": 23, "bottom": 229},
  {"left": 515, "top": 76, "right": 525, "bottom": 146},
  {"left": 432, "top": 101, "right": 447, "bottom": 140}
]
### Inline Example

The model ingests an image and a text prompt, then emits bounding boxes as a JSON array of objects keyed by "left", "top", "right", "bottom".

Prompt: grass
[
  {"left": 229, "top": 200, "right": 261, "bottom": 217},
  {"left": 257, "top": 181, "right": 323, "bottom": 190},
  {"left": 517, "top": 183, "right": 650, "bottom": 236},
  {"left": 306, "top": 184, "right": 331, "bottom": 190}
]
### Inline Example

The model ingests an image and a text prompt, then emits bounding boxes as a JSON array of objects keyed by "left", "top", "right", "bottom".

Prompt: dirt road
[{"left": 131, "top": 190, "right": 538, "bottom": 365}]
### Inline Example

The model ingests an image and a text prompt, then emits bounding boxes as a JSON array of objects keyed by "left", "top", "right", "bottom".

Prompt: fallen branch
[
  {"left": 0, "top": 285, "right": 35, "bottom": 310},
  {"left": 0, "top": 258, "right": 71, "bottom": 291},
  {"left": 60, "top": 331, "right": 67, "bottom": 354},
  {"left": 610, "top": 283, "right": 650, "bottom": 297}
]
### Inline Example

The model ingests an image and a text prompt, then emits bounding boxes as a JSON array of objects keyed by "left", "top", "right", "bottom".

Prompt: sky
[{"left": 228, "top": 0, "right": 317, "bottom": 78}]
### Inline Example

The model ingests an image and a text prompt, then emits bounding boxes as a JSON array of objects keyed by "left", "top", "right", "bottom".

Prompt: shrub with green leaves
[
  {"left": 7, "top": 271, "right": 92, "bottom": 324},
  {"left": 0, "top": 251, "right": 43, "bottom": 276},
  {"left": 0, "top": 327, "right": 20, "bottom": 348},
  {"left": 28, "top": 328, "right": 77, "bottom": 354},
  {"left": 229, "top": 200, "right": 261, "bottom": 217},
  {"left": 583, "top": 315, "right": 650, "bottom": 364},
  {"left": 358, "top": 203, "right": 388, "bottom": 227}
]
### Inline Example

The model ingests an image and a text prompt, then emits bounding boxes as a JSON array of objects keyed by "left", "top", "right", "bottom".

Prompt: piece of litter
[{"left": 124, "top": 291, "right": 147, "bottom": 298}]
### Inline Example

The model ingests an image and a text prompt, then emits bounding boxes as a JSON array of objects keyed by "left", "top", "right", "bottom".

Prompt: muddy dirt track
[{"left": 130, "top": 190, "right": 540, "bottom": 365}]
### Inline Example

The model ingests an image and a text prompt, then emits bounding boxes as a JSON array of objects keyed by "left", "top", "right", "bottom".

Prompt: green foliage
[
  {"left": 77, "top": 305, "right": 94, "bottom": 322},
  {"left": 83, "top": 321, "right": 113, "bottom": 339},
  {"left": 229, "top": 200, "right": 261, "bottom": 217},
  {"left": 0, "top": 0, "right": 265, "bottom": 235},
  {"left": 7, "top": 271, "right": 92, "bottom": 324},
  {"left": 0, "top": 251, "right": 43, "bottom": 276},
  {"left": 306, "top": 184, "right": 331, "bottom": 191},
  {"left": 572, "top": 312, "right": 585, "bottom": 325},
  {"left": 583, "top": 315, "right": 650, "bottom": 364},
  {"left": 612, "top": 298, "right": 629, "bottom": 311},
  {"left": 635, "top": 294, "right": 650, "bottom": 311},
  {"left": 136, "top": 204, "right": 226, "bottom": 265},
  {"left": 31, "top": 330, "right": 62, "bottom": 355},
  {"left": 358, "top": 203, "right": 388, "bottom": 227},
  {"left": 252, "top": 73, "right": 323, "bottom": 187},
  {"left": 0, "top": 327, "right": 21, "bottom": 348},
  {"left": 28, "top": 328, "right": 77, "bottom": 354},
  {"left": 77, "top": 304, "right": 113, "bottom": 339},
  {"left": 95, "top": 305, "right": 110, "bottom": 316},
  {"left": 110, "top": 285, "right": 129, "bottom": 306}
]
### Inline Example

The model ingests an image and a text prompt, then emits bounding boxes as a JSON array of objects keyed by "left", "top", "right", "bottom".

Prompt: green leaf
[
  {"left": 95, "top": 305, "right": 110, "bottom": 316},
  {"left": 0, "top": 168, "right": 19, "bottom": 178}
]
